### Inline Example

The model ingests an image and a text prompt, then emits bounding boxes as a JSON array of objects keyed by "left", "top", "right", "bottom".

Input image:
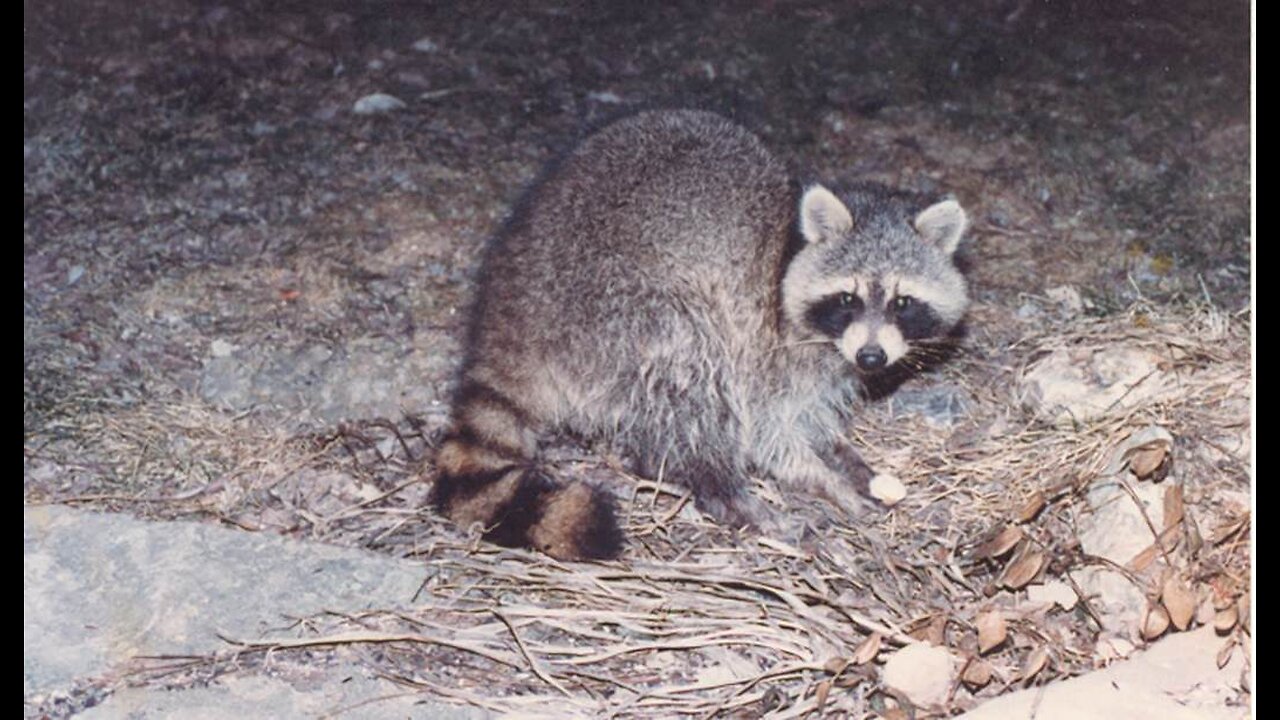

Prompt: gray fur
[{"left": 443, "top": 110, "right": 970, "bottom": 555}]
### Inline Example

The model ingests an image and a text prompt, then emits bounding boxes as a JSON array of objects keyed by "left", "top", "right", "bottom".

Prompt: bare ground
[{"left": 25, "top": 1, "right": 1251, "bottom": 717}]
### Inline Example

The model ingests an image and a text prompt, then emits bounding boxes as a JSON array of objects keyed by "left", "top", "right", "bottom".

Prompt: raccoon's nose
[{"left": 856, "top": 346, "right": 888, "bottom": 371}]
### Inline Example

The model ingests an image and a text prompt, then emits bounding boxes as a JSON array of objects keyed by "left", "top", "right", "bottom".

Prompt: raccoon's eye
[
  {"left": 892, "top": 296, "right": 914, "bottom": 311},
  {"left": 839, "top": 292, "right": 857, "bottom": 307}
]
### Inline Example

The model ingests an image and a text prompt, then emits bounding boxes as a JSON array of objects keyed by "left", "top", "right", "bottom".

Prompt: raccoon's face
[{"left": 781, "top": 185, "right": 969, "bottom": 373}]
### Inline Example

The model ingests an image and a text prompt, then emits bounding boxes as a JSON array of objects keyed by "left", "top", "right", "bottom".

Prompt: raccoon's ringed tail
[{"left": 432, "top": 410, "right": 623, "bottom": 561}]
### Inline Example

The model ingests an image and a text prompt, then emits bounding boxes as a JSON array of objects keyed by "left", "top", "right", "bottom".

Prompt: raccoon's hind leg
[{"left": 432, "top": 379, "right": 623, "bottom": 560}]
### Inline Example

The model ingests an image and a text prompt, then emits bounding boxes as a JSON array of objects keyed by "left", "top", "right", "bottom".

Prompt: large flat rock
[
  {"left": 77, "top": 672, "right": 487, "bottom": 720},
  {"left": 24, "top": 505, "right": 426, "bottom": 697},
  {"left": 958, "top": 626, "right": 1248, "bottom": 720}
]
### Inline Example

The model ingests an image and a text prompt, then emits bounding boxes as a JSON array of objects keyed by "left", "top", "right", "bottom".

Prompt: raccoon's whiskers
[{"left": 771, "top": 337, "right": 834, "bottom": 352}]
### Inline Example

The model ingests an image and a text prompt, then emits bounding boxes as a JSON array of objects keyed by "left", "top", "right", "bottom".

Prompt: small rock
[
  {"left": 1026, "top": 580, "right": 1078, "bottom": 611},
  {"left": 588, "top": 90, "right": 624, "bottom": 104},
  {"left": 1102, "top": 425, "right": 1175, "bottom": 476},
  {"left": 353, "top": 93, "right": 406, "bottom": 115},
  {"left": 882, "top": 643, "right": 956, "bottom": 707},
  {"left": 958, "top": 628, "right": 1244, "bottom": 720},
  {"left": 411, "top": 37, "right": 439, "bottom": 53},
  {"left": 869, "top": 474, "right": 907, "bottom": 506},
  {"left": 888, "top": 384, "right": 969, "bottom": 427},
  {"left": 1096, "top": 636, "right": 1136, "bottom": 662},
  {"left": 1073, "top": 459, "right": 1166, "bottom": 639},
  {"left": 67, "top": 265, "right": 86, "bottom": 285},
  {"left": 1020, "top": 347, "right": 1173, "bottom": 425},
  {"left": 209, "top": 339, "right": 237, "bottom": 358},
  {"left": 1075, "top": 566, "right": 1148, "bottom": 642},
  {"left": 1081, "top": 473, "right": 1165, "bottom": 562},
  {"left": 1045, "top": 285, "right": 1084, "bottom": 315}
]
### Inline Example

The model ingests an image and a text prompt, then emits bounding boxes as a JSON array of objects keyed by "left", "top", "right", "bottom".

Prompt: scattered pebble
[
  {"left": 588, "top": 90, "right": 624, "bottom": 104},
  {"left": 1026, "top": 580, "right": 1078, "bottom": 611},
  {"left": 353, "top": 93, "right": 406, "bottom": 115},
  {"left": 209, "top": 339, "right": 237, "bottom": 358},
  {"left": 882, "top": 643, "right": 956, "bottom": 706},
  {"left": 1020, "top": 347, "right": 1173, "bottom": 425},
  {"left": 1045, "top": 284, "right": 1085, "bottom": 314},
  {"left": 869, "top": 473, "right": 907, "bottom": 506},
  {"left": 411, "top": 37, "right": 440, "bottom": 53}
]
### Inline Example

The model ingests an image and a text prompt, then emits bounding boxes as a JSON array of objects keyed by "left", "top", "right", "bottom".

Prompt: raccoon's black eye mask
[
  {"left": 806, "top": 292, "right": 864, "bottom": 337},
  {"left": 889, "top": 296, "right": 944, "bottom": 340}
]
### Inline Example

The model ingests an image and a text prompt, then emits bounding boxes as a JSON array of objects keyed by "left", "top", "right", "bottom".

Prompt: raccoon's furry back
[{"left": 434, "top": 111, "right": 800, "bottom": 560}]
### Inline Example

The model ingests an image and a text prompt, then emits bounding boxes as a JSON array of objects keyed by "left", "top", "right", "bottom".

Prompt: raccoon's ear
[
  {"left": 914, "top": 199, "right": 968, "bottom": 256},
  {"left": 799, "top": 185, "right": 853, "bottom": 244}
]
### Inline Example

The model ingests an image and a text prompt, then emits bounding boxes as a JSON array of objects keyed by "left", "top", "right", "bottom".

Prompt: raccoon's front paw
[
  {"left": 732, "top": 498, "right": 811, "bottom": 547},
  {"left": 703, "top": 493, "right": 800, "bottom": 541},
  {"left": 826, "top": 486, "right": 872, "bottom": 516},
  {"left": 704, "top": 492, "right": 774, "bottom": 532}
]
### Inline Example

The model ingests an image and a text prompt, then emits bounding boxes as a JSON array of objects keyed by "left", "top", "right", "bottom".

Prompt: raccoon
[{"left": 432, "top": 110, "right": 969, "bottom": 560}]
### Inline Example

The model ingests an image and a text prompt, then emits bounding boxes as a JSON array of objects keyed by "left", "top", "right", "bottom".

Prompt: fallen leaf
[
  {"left": 1209, "top": 514, "right": 1250, "bottom": 545},
  {"left": 834, "top": 668, "right": 867, "bottom": 689},
  {"left": 1214, "top": 605, "right": 1239, "bottom": 633},
  {"left": 760, "top": 687, "right": 788, "bottom": 713},
  {"left": 814, "top": 680, "right": 831, "bottom": 711},
  {"left": 853, "top": 633, "right": 883, "bottom": 665},
  {"left": 1020, "top": 646, "right": 1049, "bottom": 683},
  {"left": 1017, "top": 491, "right": 1047, "bottom": 523},
  {"left": 1104, "top": 425, "right": 1174, "bottom": 474},
  {"left": 1216, "top": 637, "right": 1237, "bottom": 669},
  {"left": 823, "top": 657, "right": 850, "bottom": 676},
  {"left": 1142, "top": 603, "right": 1171, "bottom": 640},
  {"left": 976, "top": 610, "right": 1007, "bottom": 654},
  {"left": 961, "top": 658, "right": 993, "bottom": 689},
  {"left": 999, "top": 544, "right": 1046, "bottom": 590},
  {"left": 1184, "top": 510, "right": 1204, "bottom": 555},
  {"left": 1128, "top": 445, "right": 1170, "bottom": 480},
  {"left": 1129, "top": 544, "right": 1159, "bottom": 573},
  {"left": 974, "top": 525, "right": 1023, "bottom": 560},
  {"left": 1127, "top": 524, "right": 1180, "bottom": 572},
  {"left": 1044, "top": 477, "right": 1079, "bottom": 500},
  {"left": 1160, "top": 576, "right": 1196, "bottom": 631},
  {"left": 907, "top": 614, "right": 947, "bottom": 646},
  {"left": 1162, "top": 484, "right": 1185, "bottom": 531}
]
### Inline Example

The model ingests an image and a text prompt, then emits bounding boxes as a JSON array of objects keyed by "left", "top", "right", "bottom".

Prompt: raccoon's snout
[
  {"left": 839, "top": 322, "right": 903, "bottom": 371},
  {"left": 855, "top": 346, "right": 887, "bottom": 371}
]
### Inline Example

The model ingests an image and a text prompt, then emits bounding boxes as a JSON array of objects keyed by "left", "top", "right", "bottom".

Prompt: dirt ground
[{"left": 25, "top": 1, "right": 1252, "bottom": 717}]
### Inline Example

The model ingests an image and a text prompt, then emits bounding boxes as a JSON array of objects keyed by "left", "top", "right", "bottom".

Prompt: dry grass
[{"left": 27, "top": 302, "right": 1251, "bottom": 717}]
